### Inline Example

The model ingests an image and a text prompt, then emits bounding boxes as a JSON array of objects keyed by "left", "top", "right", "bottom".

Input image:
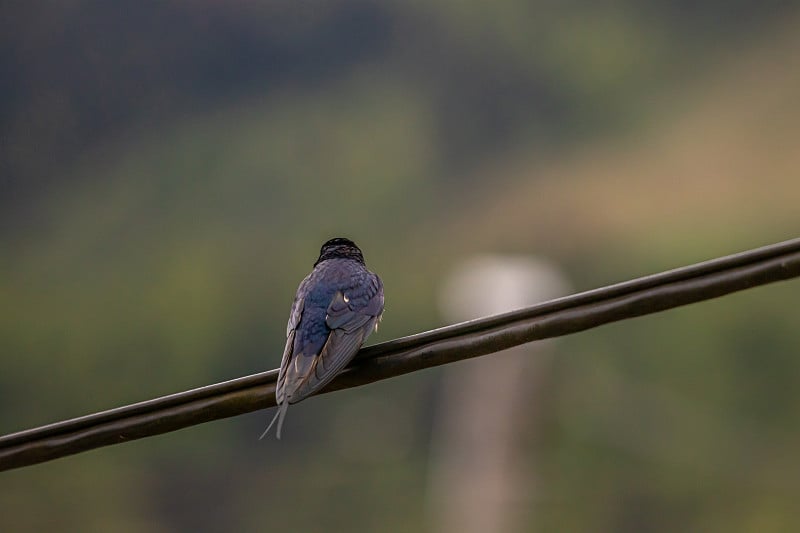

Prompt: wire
[{"left": 2, "top": 237, "right": 799, "bottom": 472}]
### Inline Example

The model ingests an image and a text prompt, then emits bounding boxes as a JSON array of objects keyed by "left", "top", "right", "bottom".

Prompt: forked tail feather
[{"left": 259, "top": 401, "right": 289, "bottom": 440}]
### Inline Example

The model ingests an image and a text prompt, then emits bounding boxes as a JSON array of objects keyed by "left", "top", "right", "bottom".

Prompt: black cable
[{"left": 2, "top": 237, "right": 799, "bottom": 472}]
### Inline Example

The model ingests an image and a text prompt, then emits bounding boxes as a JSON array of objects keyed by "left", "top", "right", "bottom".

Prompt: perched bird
[{"left": 261, "top": 237, "right": 384, "bottom": 439}]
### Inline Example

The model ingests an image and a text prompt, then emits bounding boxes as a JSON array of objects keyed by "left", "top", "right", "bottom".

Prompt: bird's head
[{"left": 315, "top": 237, "right": 365, "bottom": 266}]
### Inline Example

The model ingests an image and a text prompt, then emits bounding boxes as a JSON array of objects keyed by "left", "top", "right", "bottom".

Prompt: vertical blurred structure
[{"left": 429, "top": 256, "right": 571, "bottom": 533}]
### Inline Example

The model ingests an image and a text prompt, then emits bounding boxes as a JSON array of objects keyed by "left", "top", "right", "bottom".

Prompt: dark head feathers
[{"left": 314, "top": 237, "right": 365, "bottom": 266}]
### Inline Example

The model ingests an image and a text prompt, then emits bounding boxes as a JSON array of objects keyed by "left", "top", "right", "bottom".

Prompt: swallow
[{"left": 261, "top": 237, "right": 384, "bottom": 439}]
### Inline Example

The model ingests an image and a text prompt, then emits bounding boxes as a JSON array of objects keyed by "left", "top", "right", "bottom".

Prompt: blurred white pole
[{"left": 428, "top": 256, "right": 571, "bottom": 533}]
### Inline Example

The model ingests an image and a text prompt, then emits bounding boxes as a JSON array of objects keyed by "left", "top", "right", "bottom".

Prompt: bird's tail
[{"left": 259, "top": 401, "right": 290, "bottom": 440}]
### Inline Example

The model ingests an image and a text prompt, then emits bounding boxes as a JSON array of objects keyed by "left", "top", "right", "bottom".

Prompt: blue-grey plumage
[{"left": 260, "top": 238, "right": 384, "bottom": 439}]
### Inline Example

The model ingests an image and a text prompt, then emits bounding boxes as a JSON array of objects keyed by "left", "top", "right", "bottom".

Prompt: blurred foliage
[{"left": 1, "top": 1, "right": 799, "bottom": 532}]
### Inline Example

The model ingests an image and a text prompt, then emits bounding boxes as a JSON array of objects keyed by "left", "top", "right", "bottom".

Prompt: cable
[{"left": 1, "top": 237, "right": 799, "bottom": 472}]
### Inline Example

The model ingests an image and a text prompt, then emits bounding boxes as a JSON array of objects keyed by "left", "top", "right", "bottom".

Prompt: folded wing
[
  {"left": 289, "top": 285, "right": 382, "bottom": 401},
  {"left": 268, "top": 273, "right": 383, "bottom": 438}
]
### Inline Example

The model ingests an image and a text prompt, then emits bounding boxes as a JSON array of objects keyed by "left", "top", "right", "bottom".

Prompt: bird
[{"left": 260, "top": 237, "right": 384, "bottom": 439}]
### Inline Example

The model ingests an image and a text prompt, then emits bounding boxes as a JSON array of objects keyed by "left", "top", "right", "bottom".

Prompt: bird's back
[{"left": 281, "top": 257, "right": 383, "bottom": 404}]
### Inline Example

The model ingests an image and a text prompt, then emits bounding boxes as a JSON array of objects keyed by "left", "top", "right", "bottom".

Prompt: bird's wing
[
  {"left": 285, "top": 279, "right": 307, "bottom": 337},
  {"left": 289, "top": 279, "right": 383, "bottom": 401},
  {"left": 275, "top": 278, "right": 309, "bottom": 405},
  {"left": 266, "top": 292, "right": 309, "bottom": 438},
  {"left": 326, "top": 274, "right": 384, "bottom": 329}
]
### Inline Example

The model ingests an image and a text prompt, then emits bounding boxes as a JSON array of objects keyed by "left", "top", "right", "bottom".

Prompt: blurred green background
[{"left": 1, "top": 1, "right": 799, "bottom": 531}]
